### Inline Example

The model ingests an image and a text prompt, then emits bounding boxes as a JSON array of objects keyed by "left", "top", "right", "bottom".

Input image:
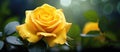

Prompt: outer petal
[
  {"left": 37, "top": 32, "right": 56, "bottom": 37},
  {"left": 82, "top": 22, "right": 100, "bottom": 34},
  {"left": 25, "top": 10, "right": 37, "bottom": 33},
  {"left": 25, "top": 10, "right": 46, "bottom": 32},
  {"left": 52, "top": 21, "right": 65, "bottom": 33},
  {"left": 38, "top": 4, "right": 56, "bottom": 15},
  {"left": 16, "top": 24, "right": 42, "bottom": 43},
  {"left": 25, "top": 10, "right": 32, "bottom": 23},
  {"left": 52, "top": 9, "right": 66, "bottom": 33},
  {"left": 65, "top": 23, "right": 72, "bottom": 33},
  {"left": 45, "top": 28, "right": 67, "bottom": 47}
]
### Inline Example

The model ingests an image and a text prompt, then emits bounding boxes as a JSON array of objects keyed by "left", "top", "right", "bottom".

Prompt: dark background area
[{"left": 0, "top": 0, "right": 120, "bottom": 52}]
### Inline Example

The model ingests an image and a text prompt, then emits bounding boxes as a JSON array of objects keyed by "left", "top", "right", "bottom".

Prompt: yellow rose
[
  {"left": 16, "top": 4, "right": 72, "bottom": 47},
  {"left": 82, "top": 22, "right": 100, "bottom": 34}
]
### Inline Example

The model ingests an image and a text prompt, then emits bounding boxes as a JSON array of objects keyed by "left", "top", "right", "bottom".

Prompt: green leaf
[
  {"left": 68, "top": 24, "right": 81, "bottom": 41},
  {"left": 4, "top": 21, "right": 20, "bottom": 35},
  {"left": 0, "top": 40, "right": 4, "bottom": 50},
  {"left": 4, "top": 16, "right": 18, "bottom": 25},
  {"left": 99, "top": 16, "right": 109, "bottom": 32},
  {"left": 12, "top": 32, "right": 19, "bottom": 37},
  {"left": 67, "top": 24, "right": 81, "bottom": 48},
  {"left": 28, "top": 40, "right": 47, "bottom": 52},
  {"left": 81, "top": 36, "right": 106, "bottom": 48},
  {"left": 104, "top": 32, "right": 117, "bottom": 41},
  {"left": 1, "top": 0, "right": 10, "bottom": 15},
  {"left": 87, "top": 31, "right": 100, "bottom": 34},
  {"left": 83, "top": 10, "right": 99, "bottom": 22},
  {"left": 6, "top": 36, "right": 23, "bottom": 45}
]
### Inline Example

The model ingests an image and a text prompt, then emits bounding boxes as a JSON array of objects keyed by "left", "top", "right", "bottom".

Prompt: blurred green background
[{"left": 0, "top": 0, "right": 120, "bottom": 52}]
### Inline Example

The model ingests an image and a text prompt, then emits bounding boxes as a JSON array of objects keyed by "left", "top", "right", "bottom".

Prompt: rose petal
[
  {"left": 40, "top": 4, "right": 56, "bottom": 14},
  {"left": 31, "top": 17, "right": 46, "bottom": 32},
  {"left": 57, "top": 9, "right": 66, "bottom": 22},
  {"left": 47, "top": 19, "right": 61, "bottom": 29},
  {"left": 45, "top": 28, "right": 66, "bottom": 47},
  {"left": 16, "top": 24, "right": 42, "bottom": 43},
  {"left": 46, "top": 11, "right": 61, "bottom": 29},
  {"left": 32, "top": 6, "right": 52, "bottom": 27},
  {"left": 52, "top": 21, "right": 65, "bottom": 33},
  {"left": 37, "top": 32, "right": 56, "bottom": 37},
  {"left": 34, "top": 19, "right": 48, "bottom": 26},
  {"left": 25, "top": 11, "right": 38, "bottom": 33},
  {"left": 83, "top": 22, "right": 100, "bottom": 34},
  {"left": 65, "top": 23, "right": 72, "bottom": 33},
  {"left": 25, "top": 10, "right": 32, "bottom": 23},
  {"left": 52, "top": 9, "right": 66, "bottom": 33},
  {"left": 33, "top": 4, "right": 56, "bottom": 20}
]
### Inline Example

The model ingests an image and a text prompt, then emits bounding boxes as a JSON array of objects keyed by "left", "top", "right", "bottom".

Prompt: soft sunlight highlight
[{"left": 60, "top": 0, "right": 72, "bottom": 7}]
